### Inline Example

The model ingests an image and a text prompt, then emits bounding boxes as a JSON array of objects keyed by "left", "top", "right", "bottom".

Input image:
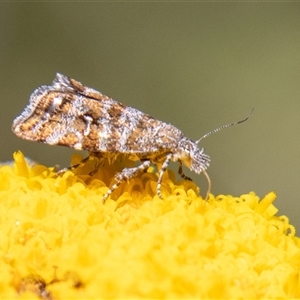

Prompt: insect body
[{"left": 12, "top": 73, "right": 252, "bottom": 202}]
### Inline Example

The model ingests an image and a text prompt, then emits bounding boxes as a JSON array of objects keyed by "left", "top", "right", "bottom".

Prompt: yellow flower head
[{"left": 0, "top": 151, "right": 299, "bottom": 299}]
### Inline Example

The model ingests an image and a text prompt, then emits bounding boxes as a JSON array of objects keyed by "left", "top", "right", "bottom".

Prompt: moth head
[
  {"left": 175, "top": 109, "right": 254, "bottom": 174},
  {"left": 176, "top": 137, "right": 210, "bottom": 173}
]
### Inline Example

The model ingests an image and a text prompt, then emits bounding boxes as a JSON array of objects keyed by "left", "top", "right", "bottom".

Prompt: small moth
[{"left": 12, "top": 73, "right": 252, "bottom": 202}]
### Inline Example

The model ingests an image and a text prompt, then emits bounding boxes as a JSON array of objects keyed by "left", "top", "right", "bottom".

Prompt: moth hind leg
[
  {"left": 178, "top": 160, "right": 192, "bottom": 181},
  {"left": 57, "top": 153, "right": 103, "bottom": 175},
  {"left": 103, "top": 160, "right": 151, "bottom": 203},
  {"left": 56, "top": 155, "right": 90, "bottom": 175}
]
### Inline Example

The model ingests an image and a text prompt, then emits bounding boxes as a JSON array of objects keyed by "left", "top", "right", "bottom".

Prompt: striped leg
[
  {"left": 57, "top": 155, "right": 94, "bottom": 175},
  {"left": 103, "top": 160, "right": 151, "bottom": 203},
  {"left": 157, "top": 153, "right": 172, "bottom": 199},
  {"left": 178, "top": 161, "right": 192, "bottom": 181}
]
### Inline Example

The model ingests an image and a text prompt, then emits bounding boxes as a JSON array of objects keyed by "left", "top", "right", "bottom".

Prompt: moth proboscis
[{"left": 12, "top": 73, "right": 253, "bottom": 202}]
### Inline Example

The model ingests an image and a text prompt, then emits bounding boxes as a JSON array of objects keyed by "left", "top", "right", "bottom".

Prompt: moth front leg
[
  {"left": 178, "top": 160, "right": 192, "bottom": 181},
  {"left": 103, "top": 160, "right": 151, "bottom": 203}
]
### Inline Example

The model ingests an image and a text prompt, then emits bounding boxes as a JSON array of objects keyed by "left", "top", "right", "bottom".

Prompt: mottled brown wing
[{"left": 12, "top": 73, "right": 183, "bottom": 154}]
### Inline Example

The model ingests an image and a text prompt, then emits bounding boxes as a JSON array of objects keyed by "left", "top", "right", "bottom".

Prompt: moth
[{"left": 12, "top": 73, "right": 252, "bottom": 202}]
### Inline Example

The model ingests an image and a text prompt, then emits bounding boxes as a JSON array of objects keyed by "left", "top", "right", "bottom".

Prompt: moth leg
[
  {"left": 157, "top": 153, "right": 172, "bottom": 199},
  {"left": 57, "top": 153, "right": 102, "bottom": 175},
  {"left": 56, "top": 156, "right": 91, "bottom": 175},
  {"left": 178, "top": 161, "right": 192, "bottom": 181},
  {"left": 202, "top": 169, "right": 211, "bottom": 201},
  {"left": 103, "top": 160, "right": 151, "bottom": 203}
]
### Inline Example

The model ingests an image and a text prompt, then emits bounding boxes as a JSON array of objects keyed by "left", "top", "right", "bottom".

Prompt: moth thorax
[{"left": 177, "top": 138, "right": 210, "bottom": 174}]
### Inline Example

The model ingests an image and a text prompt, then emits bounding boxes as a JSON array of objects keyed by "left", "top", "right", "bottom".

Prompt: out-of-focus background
[{"left": 1, "top": 4, "right": 300, "bottom": 230}]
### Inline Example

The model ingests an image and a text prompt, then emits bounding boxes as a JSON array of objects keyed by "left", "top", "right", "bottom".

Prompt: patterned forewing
[
  {"left": 12, "top": 73, "right": 184, "bottom": 156},
  {"left": 79, "top": 95, "right": 183, "bottom": 154}
]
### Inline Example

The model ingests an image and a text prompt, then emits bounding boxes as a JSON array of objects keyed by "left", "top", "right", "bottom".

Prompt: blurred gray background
[{"left": 1, "top": 3, "right": 300, "bottom": 231}]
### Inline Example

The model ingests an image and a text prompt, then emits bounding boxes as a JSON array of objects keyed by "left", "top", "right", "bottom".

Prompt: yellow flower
[{"left": 0, "top": 151, "right": 299, "bottom": 299}]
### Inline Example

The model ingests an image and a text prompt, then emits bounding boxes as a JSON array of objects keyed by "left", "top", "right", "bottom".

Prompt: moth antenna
[{"left": 196, "top": 108, "right": 254, "bottom": 144}]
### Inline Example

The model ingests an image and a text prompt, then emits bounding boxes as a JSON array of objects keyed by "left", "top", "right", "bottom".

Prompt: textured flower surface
[{"left": 0, "top": 151, "right": 299, "bottom": 299}]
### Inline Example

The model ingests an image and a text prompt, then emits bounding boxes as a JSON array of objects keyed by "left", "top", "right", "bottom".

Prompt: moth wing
[
  {"left": 53, "top": 74, "right": 183, "bottom": 154},
  {"left": 12, "top": 73, "right": 183, "bottom": 155},
  {"left": 101, "top": 106, "right": 182, "bottom": 154}
]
